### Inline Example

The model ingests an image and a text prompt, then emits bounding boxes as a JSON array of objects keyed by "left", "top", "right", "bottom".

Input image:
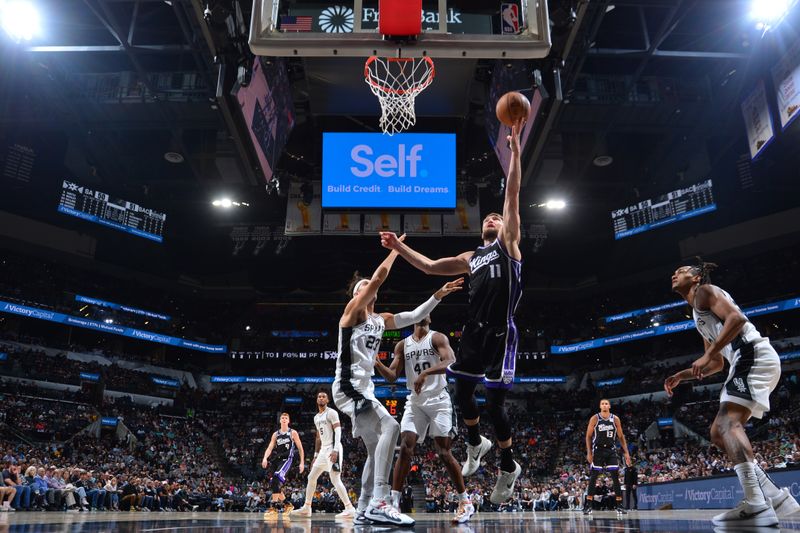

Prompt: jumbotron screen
[
  {"left": 58, "top": 180, "right": 166, "bottom": 243},
  {"left": 611, "top": 179, "right": 716, "bottom": 240}
]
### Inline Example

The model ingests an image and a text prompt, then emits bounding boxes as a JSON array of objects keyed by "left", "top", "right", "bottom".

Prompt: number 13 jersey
[
  {"left": 335, "top": 313, "right": 385, "bottom": 392},
  {"left": 404, "top": 331, "right": 447, "bottom": 401}
]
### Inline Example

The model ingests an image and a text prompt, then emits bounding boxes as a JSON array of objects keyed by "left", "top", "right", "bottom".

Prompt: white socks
[
  {"left": 459, "top": 491, "right": 469, "bottom": 502},
  {"left": 753, "top": 461, "right": 782, "bottom": 499},
  {"left": 391, "top": 490, "right": 401, "bottom": 509},
  {"left": 734, "top": 462, "right": 766, "bottom": 505}
]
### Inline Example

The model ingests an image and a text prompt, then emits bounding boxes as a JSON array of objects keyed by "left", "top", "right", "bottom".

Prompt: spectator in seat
[
  {"left": 3, "top": 463, "right": 30, "bottom": 510},
  {"left": 24, "top": 466, "right": 45, "bottom": 510},
  {"left": 0, "top": 483, "right": 16, "bottom": 512}
]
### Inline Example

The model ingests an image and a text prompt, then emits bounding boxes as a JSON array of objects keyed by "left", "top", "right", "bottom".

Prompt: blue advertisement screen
[{"left": 322, "top": 133, "right": 456, "bottom": 209}]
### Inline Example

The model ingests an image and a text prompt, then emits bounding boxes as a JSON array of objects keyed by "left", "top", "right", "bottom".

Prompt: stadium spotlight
[
  {"left": 544, "top": 199, "right": 566, "bottom": 210},
  {"left": 0, "top": 0, "right": 40, "bottom": 41},
  {"left": 750, "top": 0, "right": 795, "bottom": 30},
  {"left": 213, "top": 198, "right": 244, "bottom": 208}
]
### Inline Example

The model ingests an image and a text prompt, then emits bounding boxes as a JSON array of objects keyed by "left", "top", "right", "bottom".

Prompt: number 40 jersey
[{"left": 404, "top": 330, "right": 447, "bottom": 401}]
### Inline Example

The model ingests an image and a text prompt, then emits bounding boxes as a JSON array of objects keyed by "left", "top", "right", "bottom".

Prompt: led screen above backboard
[{"left": 322, "top": 132, "right": 456, "bottom": 209}]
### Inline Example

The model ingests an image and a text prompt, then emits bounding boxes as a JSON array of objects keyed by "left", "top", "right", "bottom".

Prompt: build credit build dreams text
[{"left": 326, "top": 143, "right": 450, "bottom": 195}]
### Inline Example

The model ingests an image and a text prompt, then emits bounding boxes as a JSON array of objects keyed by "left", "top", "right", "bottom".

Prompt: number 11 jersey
[{"left": 403, "top": 331, "right": 447, "bottom": 401}]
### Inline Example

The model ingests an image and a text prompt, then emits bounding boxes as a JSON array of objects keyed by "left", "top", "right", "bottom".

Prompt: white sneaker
[
  {"left": 452, "top": 500, "right": 475, "bottom": 523},
  {"left": 770, "top": 487, "right": 800, "bottom": 518},
  {"left": 711, "top": 500, "right": 779, "bottom": 527},
  {"left": 290, "top": 505, "right": 312, "bottom": 517},
  {"left": 335, "top": 506, "right": 356, "bottom": 519},
  {"left": 490, "top": 461, "right": 521, "bottom": 504},
  {"left": 462, "top": 436, "right": 493, "bottom": 477},
  {"left": 365, "top": 499, "right": 415, "bottom": 526},
  {"left": 353, "top": 510, "right": 372, "bottom": 525}
]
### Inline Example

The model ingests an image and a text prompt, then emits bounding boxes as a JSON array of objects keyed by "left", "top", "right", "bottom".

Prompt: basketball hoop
[{"left": 364, "top": 56, "right": 435, "bottom": 135}]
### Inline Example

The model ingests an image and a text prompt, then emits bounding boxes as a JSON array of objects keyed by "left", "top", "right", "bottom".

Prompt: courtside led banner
[
  {"left": 0, "top": 300, "right": 226, "bottom": 354},
  {"left": 552, "top": 296, "right": 800, "bottom": 354},
  {"left": 322, "top": 133, "right": 456, "bottom": 209},
  {"left": 210, "top": 375, "right": 564, "bottom": 384}
]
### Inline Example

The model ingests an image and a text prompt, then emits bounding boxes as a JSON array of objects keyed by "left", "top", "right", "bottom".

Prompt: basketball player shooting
[
  {"left": 380, "top": 117, "right": 525, "bottom": 503},
  {"left": 332, "top": 237, "right": 463, "bottom": 526},
  {"left": 664, "top": 259, "right": 798, "bottom": 527}
]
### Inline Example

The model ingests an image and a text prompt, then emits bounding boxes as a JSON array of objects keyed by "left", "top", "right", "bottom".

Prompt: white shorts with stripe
[
  {"left": 720, "top": 339, "right": 780, "bottom": 419},
  {"left": 400, "top": 390, "right": 455, "bottom": 442},
  {"left": 311, "top": 444, "right": 344, "bottom": 473}
]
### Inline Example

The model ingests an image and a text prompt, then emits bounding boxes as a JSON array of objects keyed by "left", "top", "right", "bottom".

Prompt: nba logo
[{"left": 501, "top": 3, "right": 519, "bottom": 35}]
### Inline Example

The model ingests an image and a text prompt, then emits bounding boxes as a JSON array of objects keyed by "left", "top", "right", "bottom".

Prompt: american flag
[{"left": 280, "top": 15, "right": 313, "bottom": 32}]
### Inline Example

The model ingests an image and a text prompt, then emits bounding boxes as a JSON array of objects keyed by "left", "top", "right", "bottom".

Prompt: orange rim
[{"left": 364, "top": 56, "right": 435, "bottom": 96}]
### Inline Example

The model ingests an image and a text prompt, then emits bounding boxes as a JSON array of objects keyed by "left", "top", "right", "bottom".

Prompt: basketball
[{"left": 496, "top": 91, "right": 531, "bottom": 127}]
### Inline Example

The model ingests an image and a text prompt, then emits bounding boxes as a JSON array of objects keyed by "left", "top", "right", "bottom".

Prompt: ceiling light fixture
[{"left": 0, "top": 0, "right": 40, "bottom": 41}]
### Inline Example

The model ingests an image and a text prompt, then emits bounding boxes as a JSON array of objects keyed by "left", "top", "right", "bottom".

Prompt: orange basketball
[{"left": 496, "top": 91, "right": 530, "bottom": 127}]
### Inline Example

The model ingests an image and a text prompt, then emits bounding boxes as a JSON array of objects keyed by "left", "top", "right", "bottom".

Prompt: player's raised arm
[
  {"left": 500, "top": 118, "right": 524, "bottom": 260},
  {"left": 413, "top": 332, "right": 456, "bottom": 394},
  {"left": 380, "top": 232, "right": 472, "bottom": 276},
  {"left": 382, "top": 278, "right": 463, "bottom": 330},
  {"left": 614, "top": 416, "right": 632, "bottom": 467},
  {"left": 343, "top": 235, "right": 406, "bottom": 321},
  {"left": 374, "top": 340, "right": 405, "bottom": 383}
]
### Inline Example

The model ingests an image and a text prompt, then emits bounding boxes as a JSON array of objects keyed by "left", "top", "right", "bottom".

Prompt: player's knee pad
[{"left": 454, "top": 380, "right": 479, "bottom": 419}]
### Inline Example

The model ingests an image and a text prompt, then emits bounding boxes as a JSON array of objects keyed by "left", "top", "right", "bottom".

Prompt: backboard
[{"left": 249, "top": 0, "right": 551, "bottom": 59}]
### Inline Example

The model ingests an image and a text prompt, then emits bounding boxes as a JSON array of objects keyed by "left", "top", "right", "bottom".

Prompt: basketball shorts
[
  {"left": 269, "top": 455, "right": 294, "bottom": 492},
  {"left": 311, "top": 444, "right": 343, "bottom": 473},
  {"left": 332, "top": 378, "right": 392, "bottom": 438},
  {"left": 591, "top": 448, "right": 619, "bottom": 471},
  {"left": 720, "top": 339, "right": 780, "bottom": 419},
  {"left": 400, "top": 390, "right": 456, "bottom": 441},
  {"left": 447, "top": 319, "right": 518, "bottom": 389}
]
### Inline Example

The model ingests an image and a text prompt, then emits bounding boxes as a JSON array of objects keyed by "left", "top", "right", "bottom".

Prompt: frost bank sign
[
  {"left": 322, "top": 132, "right": 456, "bottom": 209},
  {"left": 638, "top": 469, "right": 800, "bottom": 509},
  {"left": 289, "top": 5, "right": 491, "bottom": 34}
]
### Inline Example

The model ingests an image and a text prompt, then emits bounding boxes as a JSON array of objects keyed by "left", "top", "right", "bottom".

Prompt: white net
[{"left": 364, "top": 56, "right": 435, "bottom": 135}]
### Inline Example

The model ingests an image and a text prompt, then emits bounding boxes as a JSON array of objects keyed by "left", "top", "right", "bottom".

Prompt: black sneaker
[
  {"left": 583, "top": 506, "right": 592, "bottom": 515},
  {"left": 616, "top": 506, "right": 628, "bottom": 515}
]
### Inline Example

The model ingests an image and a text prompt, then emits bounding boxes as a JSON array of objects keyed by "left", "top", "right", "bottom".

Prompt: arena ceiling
[{"left": 0, "top": 0, "right": 798, "bottom": 295}]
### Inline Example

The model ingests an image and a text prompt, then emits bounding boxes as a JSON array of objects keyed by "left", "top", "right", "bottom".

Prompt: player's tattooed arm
[{"left": 585, "top": 416, "right": 597, "bottom": 464}]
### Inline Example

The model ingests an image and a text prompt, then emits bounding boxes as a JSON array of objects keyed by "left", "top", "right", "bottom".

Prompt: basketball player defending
[
  {"left": 583, "top": 399, "right": 630, "bottom": 516},
  {"left": 290, "top": 389, "right": 356, "bottom": 519},
  {"left": 380, "top": 118, "right": 525, "bottom": 503},
  {"left": 665, "top": 260, "right": 798, "bottom": 527},
  {"left": 261, "top": 412, "right": 305, "bottom": 516},
  {"left": 333, "top": 239, "right": 463, "bottom": 526},
  {"left": 374, "top": 315, "right": 476, "bottom": 523}
]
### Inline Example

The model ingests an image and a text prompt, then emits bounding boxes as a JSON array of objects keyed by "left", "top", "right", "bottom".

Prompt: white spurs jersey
[
  {"left": 335, "top": 313, "right": 385, "bottom": 391},
  {"left": 693, "top": 287, "right": 765, "bottom": 364},
  {"left": 404, "top": 330, "right": 447, "bottom": 400},
  {"left": 314, "top": 407, "right": 340, "bottom": 448}
]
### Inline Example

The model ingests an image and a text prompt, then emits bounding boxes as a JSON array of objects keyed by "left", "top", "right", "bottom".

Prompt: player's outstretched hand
[
  {"left": 586, "top": 452, "right": 593, "bottom": 465},
  {"left": 434, "top": 278, "right": 464, "bottom": 300},
  {"left": 507, "top": 117, "right": 525, "bottom": 155},
  {"left": 664, "top": 374, "right": 681, "bottom": 397},
  {"left": 261, "top": 458, "right": 268, "bottom": 469},
  {"left": 299, "top": 463, "right": 305, "bottom": 474},
  {"left": 380, "top": 232, "right": 405, "bottom": 250}
]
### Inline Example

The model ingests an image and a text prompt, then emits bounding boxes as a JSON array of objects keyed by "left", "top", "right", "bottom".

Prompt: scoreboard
[
  {"left": 611, "top": 179, "right": 716, "bottom": 240},
  {"left": 383, "top": 398, "right": 406, "bottom": 418},
  {"left": 58, "top": 180, "right": 166, "bottom": 243}
]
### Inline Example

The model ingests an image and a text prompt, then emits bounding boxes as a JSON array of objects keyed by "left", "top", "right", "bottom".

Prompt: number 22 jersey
[{"left": 335, "top": 313, "right": 385, "bottom": 394}]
